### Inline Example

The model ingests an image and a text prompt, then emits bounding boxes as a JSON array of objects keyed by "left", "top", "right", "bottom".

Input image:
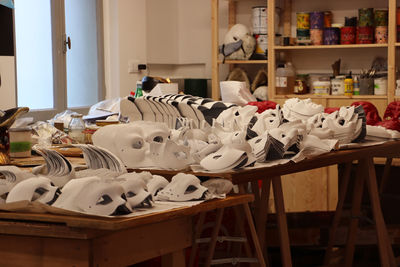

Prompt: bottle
[
  {"left": 344, "top": 73, "right": 354, "bottom": 96},
  {"left": 68, "top": 114, "right": 85, "bottom": 143},
  {"left": 135, "top": 81, "right": 143, "bottom": 98},
  {"left": 294, "top": 74, "right": 309, "bottom": 94},
  {"left": 353, "top": 75, "right": 360, "bottom": 95},
  {"left": 276, "top": 62, "right": 296, "bottom": 95}
]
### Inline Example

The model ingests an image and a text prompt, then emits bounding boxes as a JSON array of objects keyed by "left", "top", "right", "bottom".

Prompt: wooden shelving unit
[{"left": 211, "top": 0, "right": 398, "bottom": 114}]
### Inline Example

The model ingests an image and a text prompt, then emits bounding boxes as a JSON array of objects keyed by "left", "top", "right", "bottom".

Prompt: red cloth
[
  {"left": 324, "top": 107, "right": 340, "bottom": 114},
  {"left": 375, "top": 120, "right": 400, "bottom": 132},
  {"left": 351, "top": 101, "right": 382, "bottom": 125},
  {"left": 247, "top": 101, "right": 277, "bottom": 113},
  {"left": 383, "top": 101, "right": 400, "bottom": 121}
]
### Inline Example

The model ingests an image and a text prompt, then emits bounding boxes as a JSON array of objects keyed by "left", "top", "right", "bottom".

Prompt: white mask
[
  {"left": 0, "top": 166, "right": 34, "bottom": 203},
  {"left": 116, "top": 173, "right": 153, "bottom": 208},
  {"left": 92, "top": 121, "right": 192, "bottom": 170},
  {"left": 6, "top": 176, "right": 60, "bottom": 205},
  {"left": 53, "top": 176, "right": 131, "bottom": 216},
  {"left": 147, "top": 175, "right": 169, "bottom": 197},
  {"left": 156, "top": 173, "right": 208, "bottom": 201}
]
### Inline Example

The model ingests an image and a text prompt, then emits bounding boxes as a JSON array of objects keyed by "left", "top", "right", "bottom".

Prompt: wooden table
[
  {"left": 145, "top": 141, "right": 400, "bottom": 267},
  {"left": 0, "top": 194, "right": 263, "bottom": 267}
]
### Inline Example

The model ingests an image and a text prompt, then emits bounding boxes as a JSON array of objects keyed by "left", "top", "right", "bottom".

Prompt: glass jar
[
  {"left": 68, "top": 114, "right": 85, "bottom": 143},
  {"left": 294, "top": 74, "right": 309, "bottom": 94}
]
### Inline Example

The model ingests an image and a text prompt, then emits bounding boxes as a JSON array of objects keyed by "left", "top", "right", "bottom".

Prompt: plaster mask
[
  {"left": 268, "top": 128, "right": 299, "bottom": 151},
  {"left": 147, "top": 175, "right": 169, "bottom": 197},
  {"left": 0, "top": 166, "right": 35, "bottom": 203},
  {"left": 92, "top": 121, "right": 191, "bottom": 170},
  {"left": 6, "top": 176, "right": 60, "bottom": 205},
  {"left": 283, "top": 98, "right": 324, "bottom": 121},
  {"left": 200, "top": 145, "right": 249, "bottom": 172},
  {"left": 156, "top": 173, "right": 208, "bottom": 201},
  {"left": 223, "top": 24, "right": 256, "bottom": 60},
  {"left": 53, "top": 176, "right": 131, "bottom": 216},
  {"left": 251, "top": 105, "right": 284, "bottom": 135},
  {"left": 116, "top": 173, "right": 153, "bottom": 208}
]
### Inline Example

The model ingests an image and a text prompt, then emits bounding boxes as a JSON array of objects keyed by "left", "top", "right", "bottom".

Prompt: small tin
[
  {"left": 310, "top": 29, "right": 323, "bottom": 45},
  {"left": 313, "top": 81, "right": 331, "bottom": 95},
  {"left": 324, "top": 11, "right": 332, "bottom": 28},
  {"left": 356, "top": 26, "right": 374, "bottom": 44},
  {"left": 252, "top": 6, "right": 267, "bottom": 34},
  {"left": 323, "top": 27, "right": 340, "bottom": 45},
  {"left": 296, "top": 28, "right": 310, "bottom": 39},
  {"left": 297, "top": 12, "right": 310, "bottom": 29},
  {"left": 310, "top": 12, "right": 324, "bottom": 29},
  {"left": 341, "top": 26, "right": 356, "bottom": 44},
  {"left": 254, "top": 34, "right": 268, "bottom": 56},
  {"left": 375, "top": 26, "right": 388, "bottom": 44},
  {"left": 374, "top": 9, "right": 388, "bottom": 26},
  {"left": 358, "top": 8, "right": 374, "bottom": 27}
]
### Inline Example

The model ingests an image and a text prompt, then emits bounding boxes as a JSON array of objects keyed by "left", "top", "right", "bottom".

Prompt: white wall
[
  {"left": 103, "top": 0, "right": 212, "bottom": 98},
  {"left": 0, "top": 56, "right": 16, "bottom": 109}
]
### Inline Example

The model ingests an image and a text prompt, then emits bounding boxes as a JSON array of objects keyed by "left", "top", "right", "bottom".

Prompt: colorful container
[
  {"left": 310, "top": 12, "right": 324, "bottom": 29},
  {"left": 296, "top": 29, "right": 310, "bottom": 40},
  {"left": 374, "top": 9, "right": 388, "bottom": 26},
  {"left": 358, "top": 8, "right": 374, "bottom": 27},
  {"left": 310, "top": 29, "right": 323, "bottom": 45},
  {"left": 313, "top": 81, "right": 331, "bottom": 95},
  {"left": 323, "top": 27, "right": 340, "bottom": 45},
  {"left": 324, "top": 11, "right": 332, "bottom": 28},
  {"left": 297, "top": 12, "right": 310, "bottom": 29},
  {"left": 356, "top": 26, "right": 374, "bottom": 44},
  {"left": 254, "top": 34, "right": 267, "bottom": 56},
  {"left": 341, "top": 26, "right": 356, "bottom": 44},
  {"left": 375, "top": 26, "right": 388, "bottom": 44}
]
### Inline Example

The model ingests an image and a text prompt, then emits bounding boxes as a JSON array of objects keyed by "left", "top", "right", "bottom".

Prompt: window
[{"left": 14, "top": 0, "right": 104, "bottom": 121}]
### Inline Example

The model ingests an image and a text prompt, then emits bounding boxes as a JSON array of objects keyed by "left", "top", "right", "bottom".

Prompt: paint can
[
  {"left": 252, "top": 6, "right": 267, "bottom": 34},
  {"left": 323, "top": 27, "right": 340, "bottom": 45},
  {"left": 310, "top": 12, "right": 324, "bottom": 29},
  {"left": 324, "top": 11, "right": 332, "bottom": 28},
  {"left": 341, "top": 26, "right": 356, "bottom": 44},
  {"left": 374, "top": 9, "right": 388, "bottom": 26},
  {"left": 296, "top": 12, "right": 310, "bottom": 29},
  {"left": 374, "top": 77, "right": 387, "bottom": 95},
  {"left": 254, "top": 34, "right": 267, "bottom": 56},
  {"left": 358, "top": 8, "right": 374, "bottom": 27},
  {"left": 356, "top": 26, "right": 374, "bottom": 44},
  {"left": 310, "top": 29, "right": 323, "bottom": 45},
  {"left": 313, "top": 81, "right": 330, "bottom": 95},
  {"left": 375, "top": 26, "right": 388, "bottom": 44},
  {"left": 331, "top": 76, "right": 345, "bottom": 95}
]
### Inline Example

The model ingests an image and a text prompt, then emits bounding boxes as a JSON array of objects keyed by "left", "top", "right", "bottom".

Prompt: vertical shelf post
[
  {"left": 211, "top": 0, "right": 219, "bottom": 100},
  {"left": 388, "top": 0, "right": 396, "bottom": 103},
  {"left": 268, "top": 0, "right": 276, "bottom": 100}
]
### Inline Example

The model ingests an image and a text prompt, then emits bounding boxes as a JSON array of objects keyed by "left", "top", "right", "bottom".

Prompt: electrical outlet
[{"left": 128, "top": 59, "right": 140, "bottom": 73}]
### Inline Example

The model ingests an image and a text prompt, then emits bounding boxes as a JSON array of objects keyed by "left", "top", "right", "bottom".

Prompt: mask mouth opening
[{"left": 111, "top": 204, "right": 132, "bottom": 216}]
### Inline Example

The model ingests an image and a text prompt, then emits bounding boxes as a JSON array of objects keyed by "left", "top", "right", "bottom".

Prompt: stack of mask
[{"left": 120, "top": 94, "right": 237, "bottom": 129}]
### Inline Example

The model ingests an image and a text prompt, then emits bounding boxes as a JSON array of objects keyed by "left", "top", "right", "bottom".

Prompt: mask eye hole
[
  {"left": 185, "top": 185, "right": 198, "bottom": 194},
  {"left": 132, "top": 139, "right": 144, "bottom": 149},
  {"left": 255, "top": 139, "right": 262, "bottom": 144},
  {"left": 96, "top": 194, "right": 113, "bottom": 205},
  {"left": 153, "top": 136, "right": 163, "bottom": 143},
  {"left": 339, "top": 119, "right": 345, "bottom": 126},
  {"left": 213, "top": 155, "right": 222, "bottom": 160},
  {"left": 121, "top": 193, "right": 127, "bottom": 201},
  {"left": 33, "top": 187, "right": 49, "bottom": 201},
  {"left": 233, "top": 37, "right": 238, "bottom": 41},
  {"left": 126, "top": 191, "right": 136, "bottom": 198}
]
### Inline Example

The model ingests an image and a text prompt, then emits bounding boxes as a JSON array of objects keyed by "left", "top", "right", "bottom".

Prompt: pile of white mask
[{"left": 120, "top": 94, "right": 237, "bottom": 129}]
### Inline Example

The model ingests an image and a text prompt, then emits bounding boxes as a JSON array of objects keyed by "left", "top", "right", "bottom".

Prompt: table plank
[{"left": 0, "top": 194, "right": 254, "bottom": 231}]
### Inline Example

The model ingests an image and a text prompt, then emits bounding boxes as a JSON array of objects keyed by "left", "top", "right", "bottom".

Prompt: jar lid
[{"left": 71, "top": 114, "right": 83, "bottom": 118}]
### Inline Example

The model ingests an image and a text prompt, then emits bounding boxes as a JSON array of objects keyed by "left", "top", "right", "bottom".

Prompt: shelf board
[
  {"left": 217, "top": 59, "right": 267, "bottom": 64},
  {"left": 274, "top": 94, "right": 388, "bottom": 99},
  {"left": 396, "top": 43, "right": 400, "bottom": 47},
  {"left": 274, "top": 44, "right": 388, "bottom": 50}
]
